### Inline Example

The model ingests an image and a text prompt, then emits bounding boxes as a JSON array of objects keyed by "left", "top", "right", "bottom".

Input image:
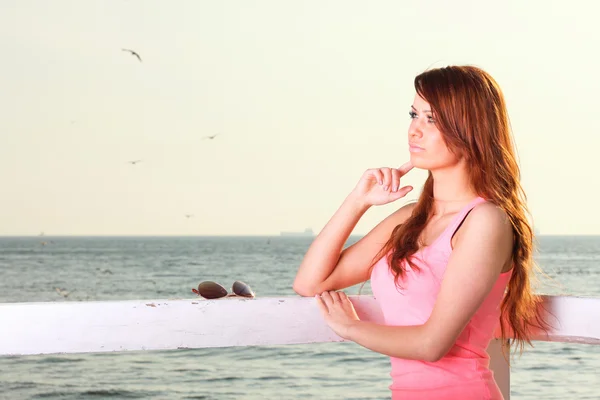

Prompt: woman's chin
[{"left": 409, "top": 154, "right": 428, "bottom": 169}]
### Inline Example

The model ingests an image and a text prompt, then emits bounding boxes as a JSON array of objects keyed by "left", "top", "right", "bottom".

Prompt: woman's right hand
[{"left": 351, "top": 162, "right": 414, "bottom": 207}]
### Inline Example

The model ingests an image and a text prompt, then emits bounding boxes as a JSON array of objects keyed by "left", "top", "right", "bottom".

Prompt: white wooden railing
[{"left": 1, "top": 295, "right": 599, "bottom": 399}]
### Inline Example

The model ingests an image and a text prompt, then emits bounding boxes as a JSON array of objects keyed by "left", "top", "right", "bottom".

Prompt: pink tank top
[{"left": 370, "top": 197, "right": 512, "bottom": 400}]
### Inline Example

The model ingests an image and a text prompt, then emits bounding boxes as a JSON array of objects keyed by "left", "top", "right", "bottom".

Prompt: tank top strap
[{"left": 435, "top": 196, "right": 488, "bottom": 247}]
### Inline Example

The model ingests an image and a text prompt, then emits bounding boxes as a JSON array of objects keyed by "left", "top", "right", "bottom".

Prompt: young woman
[{"left": 293, "top": 65, "right": 547, "bottom": 399}]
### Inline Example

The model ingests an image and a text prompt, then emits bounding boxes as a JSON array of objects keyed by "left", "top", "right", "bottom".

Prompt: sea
[{"left": 0, "top": 235, "right": 598, "bottom": 400}]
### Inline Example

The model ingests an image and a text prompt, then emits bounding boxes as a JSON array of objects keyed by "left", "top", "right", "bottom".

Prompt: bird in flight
[
  {"left": 202, "top": 133, "right": 220, "bottom": 140},
  {"left": 128, "top": 160, "right": 142, "bottom": 165},
  {"left": 122, "top": 48, "right": 142, "bottom": 62}
]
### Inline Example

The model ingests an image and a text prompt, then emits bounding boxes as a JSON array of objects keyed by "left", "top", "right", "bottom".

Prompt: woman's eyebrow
[{"left": 411, "top": 105, "right": 432, "bottom": 113}]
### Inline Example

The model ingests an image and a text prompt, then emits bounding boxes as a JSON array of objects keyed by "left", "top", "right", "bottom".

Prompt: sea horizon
[{"left": 2, "top": 233, "right": 599, "bottom": 238}]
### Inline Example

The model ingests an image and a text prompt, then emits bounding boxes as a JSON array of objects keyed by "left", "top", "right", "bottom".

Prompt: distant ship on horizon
[{"left": 280, "top": 228, "right": 315, "bottom": 237}]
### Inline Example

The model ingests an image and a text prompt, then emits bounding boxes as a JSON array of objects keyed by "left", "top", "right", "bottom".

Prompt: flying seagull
[
  {"left": 202, "top": 132, "right": 221, "bottom": 140},
  {"left": 128, "top": 160, "right": 142, "bottom": 165},
  {"left": 122, "top": 48, "right": 142, "bottom": 62}
]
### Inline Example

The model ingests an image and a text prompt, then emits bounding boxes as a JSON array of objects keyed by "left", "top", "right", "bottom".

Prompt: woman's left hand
[{"left": 315, "top": 291, "right": 361, "bottom": 340}]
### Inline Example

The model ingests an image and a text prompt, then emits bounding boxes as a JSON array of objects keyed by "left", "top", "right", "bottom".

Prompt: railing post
[{"left": 488, "top": 339, "right": 510, "bottom": 399}]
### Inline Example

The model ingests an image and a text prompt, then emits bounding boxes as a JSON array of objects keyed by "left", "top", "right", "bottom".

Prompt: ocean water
[{"left": 0, "top": 236, "right": 598, "bottom": 400}]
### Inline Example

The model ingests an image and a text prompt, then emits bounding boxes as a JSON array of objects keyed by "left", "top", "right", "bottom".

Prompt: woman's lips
[{"left": 409, "top": 144, "right": 424, "bottom": 152}]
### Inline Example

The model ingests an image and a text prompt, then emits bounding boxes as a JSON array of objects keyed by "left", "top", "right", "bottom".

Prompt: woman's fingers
[
  {"left": 363, "top": 164, "right": 413, "bottom": 193},
  {"left": 365, "top": 168, "right": 383, "bottom": 185},
  {"left": 372, "top": 169, "right": 383, "bottom": 185},
  {"left": 318, "top": 291, "right": 345, "bottom": 310},
  {"left": 320, "top": 291, "right": 333, "bottom": 307},
  {"left": 395, "top": 185, "right": 414, "bottom": 198},
  {"left": 379, "top": 168, "right": 390, "bottom": 191},
  {"left": 315, "top": 295, "right": 329, "bottom": 315},
  {"left": 384, "top": 164, "right": 413, "bottom": 192},
  {"left": 397, "top": 161, "right": 414, "bottom": 176},
  {"left": 338, "top": 291, "right": 350, "bottom": 303},
  {"left": 328, "top": 291, "right": 342, "bottom": 303},
  {"left": 322, "top": 290, "right": 341, "bottom": 304},
  {"left": 391, "top": 162, "right": 413, "bottom": 192},
  {"left": 391, "top": 169, "right": 400, "bottom": 192},
  {"left": 339, "top": 292, "right": 355, "bottom": 313}
]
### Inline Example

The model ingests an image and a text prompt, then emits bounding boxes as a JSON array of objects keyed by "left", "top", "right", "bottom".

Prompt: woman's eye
[
  {"left": 427, "top": 116, "right": 436, "bottom": 123},
  {"left": 409, "top": 111, "right": 417, "bottom": 119}
]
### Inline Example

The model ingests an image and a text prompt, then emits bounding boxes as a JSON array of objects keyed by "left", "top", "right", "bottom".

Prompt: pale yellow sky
[{"left": 1, "top": 0, "right": 599, "bottom": 236}]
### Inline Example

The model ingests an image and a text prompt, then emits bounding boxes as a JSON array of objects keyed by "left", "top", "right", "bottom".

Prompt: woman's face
[{"left": 408, "top": 94, "right": 459, "bottom": 170}]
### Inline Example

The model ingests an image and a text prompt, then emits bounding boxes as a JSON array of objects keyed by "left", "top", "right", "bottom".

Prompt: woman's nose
[{"left": 409, "top": 125, "right": 422, "bottom": 138}]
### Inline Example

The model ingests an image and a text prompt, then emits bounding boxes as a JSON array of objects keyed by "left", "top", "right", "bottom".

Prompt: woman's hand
[
  {"left": 351, "top": 162, "right": 414, "bottom": 207},
  {"left": 315, "top": 291, "right": 360, "bottom": 340}
]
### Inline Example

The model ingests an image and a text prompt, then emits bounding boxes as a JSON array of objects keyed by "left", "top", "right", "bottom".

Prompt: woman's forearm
[
  {"left": 347, "top": 321, "right": 437, "bottom": 362},
  {"left": 292, "top": 192, "right": 369, "bottom": 294}
]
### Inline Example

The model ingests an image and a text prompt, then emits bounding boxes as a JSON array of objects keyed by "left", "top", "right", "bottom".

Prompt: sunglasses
[{"left": 192, "top": 280, "right": 255, "bottom": 299}]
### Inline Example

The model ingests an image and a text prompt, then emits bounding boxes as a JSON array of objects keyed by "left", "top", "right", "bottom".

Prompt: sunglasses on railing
[{"left": 192, "top": 280, "right": 255, "bottom": 299}]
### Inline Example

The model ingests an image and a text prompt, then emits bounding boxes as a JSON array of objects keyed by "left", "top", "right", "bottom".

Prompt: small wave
[
  {"left": 256, "top": 375, "right": 286, "bottom": 381},
  {"left": 33, "top": 389, "right": 145, "bottom": 398},
  {"left": 308, "top": 350, "right": 356, "bottom": 359},
  {"left": 537, "top": 254, "right": 600, "bottom": 261},
  {"left": 336, "top": 357, "right": 369, "bottom": 363},
  {"left": 33, "top": 392, "right": 76, "bottom": 398},
  {"left": 39, "top": 356, "right": 85, "bottom": 363},
  {"left": 523, "top": 365, "right": 562, "bottom": 371},
  {"left": 7, "top": 381, "right": 38, "bottom": 390},
  {"left": 32, "top": 388, "right": 159, "bottom": 398},
  {"left": 79, "top": 389, "right": 149, "bottom": 398},
  {"left": 172, "top": 368, "right": 210, "bottom": 373},
  {"left": 203, "top": 376, "right": 240, "bottom": 383}
]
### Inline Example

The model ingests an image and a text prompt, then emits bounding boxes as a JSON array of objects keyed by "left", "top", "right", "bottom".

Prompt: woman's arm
[
  {"left": 319, "top": 203, "right": 514, "bottom": 362},
  {"left": 293, "top": 164, "right": 415, "bottom": 297},
  {"left": 293, "top": 195, "right": 415, "bottom": 297},
  {"left": 292, "top": 192, "right": 369, "bottom": 296}
]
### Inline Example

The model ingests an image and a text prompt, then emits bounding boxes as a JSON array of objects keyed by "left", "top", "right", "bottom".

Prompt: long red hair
[{"left": 373, "top": 65, "right": 548, "bottom": 357}]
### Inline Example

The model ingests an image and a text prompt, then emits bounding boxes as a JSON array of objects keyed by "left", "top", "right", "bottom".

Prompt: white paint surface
[
  {"left": 1, "top": 294, "right": 599, "bottom": 400},
  {"left": 1, "top": 295, "right": 599, "bottom": 356},
  {"left": 0, "top": 296, "right": 384, "bottom": 355}
]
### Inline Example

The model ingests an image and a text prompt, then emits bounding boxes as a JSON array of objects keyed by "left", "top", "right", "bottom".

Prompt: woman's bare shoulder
[
  {"left": 470, "top": 202, "right": 511, "bottom": 225},
  {"left": 458, "top": 201, "right": 514, "bottom": 242}
]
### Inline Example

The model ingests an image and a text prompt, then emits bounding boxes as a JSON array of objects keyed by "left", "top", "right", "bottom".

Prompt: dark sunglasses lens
[
  {"left": 232, "top": 280, "right": 255, "bottom": 298},
  {"left": 196, "top": 281, "right": 228, "bottom": 299}
]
